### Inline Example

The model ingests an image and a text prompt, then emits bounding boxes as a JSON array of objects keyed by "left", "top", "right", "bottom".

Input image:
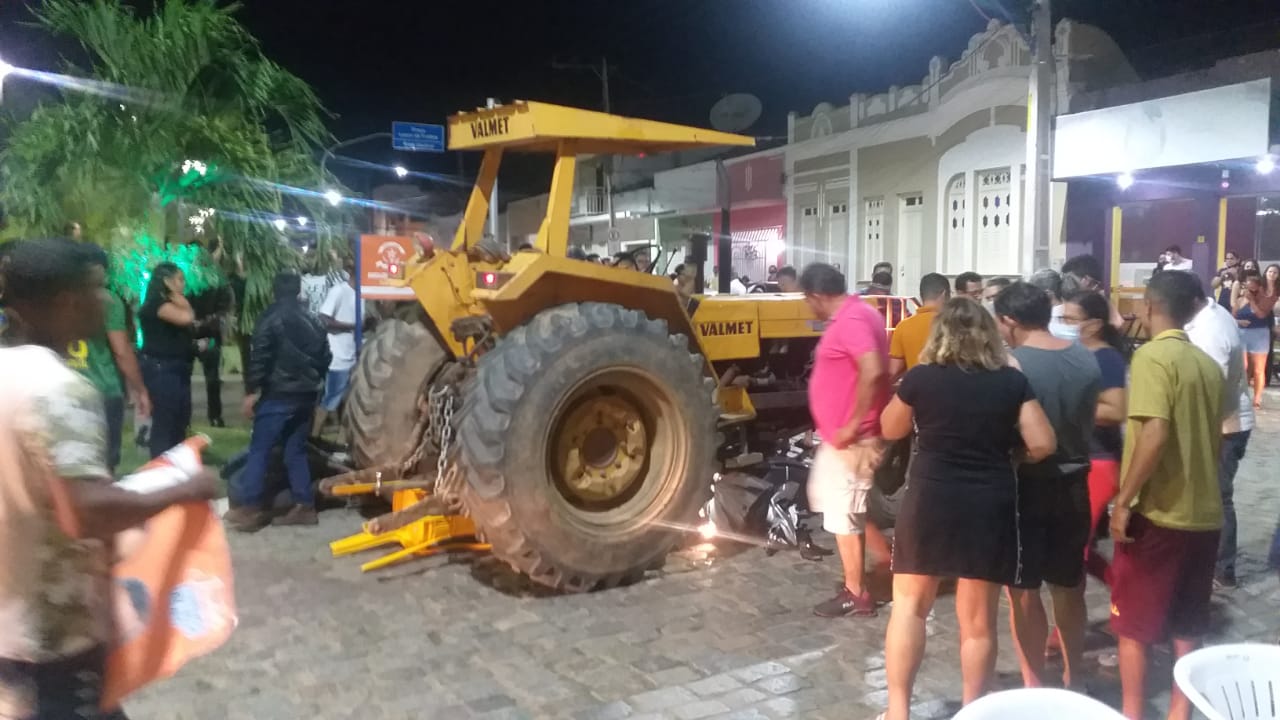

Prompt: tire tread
[{"left": 456, "top": 302, "right": 718, "bottom": 592}]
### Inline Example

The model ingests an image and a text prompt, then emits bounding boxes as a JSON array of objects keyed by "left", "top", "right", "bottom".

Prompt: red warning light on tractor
[{"left": 476, "top": 271, "right": 513, "bottom": 290}]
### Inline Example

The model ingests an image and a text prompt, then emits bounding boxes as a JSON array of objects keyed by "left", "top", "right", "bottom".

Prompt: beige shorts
[{"left": 807, "top": 440, "right": 884, "bottom": 535}]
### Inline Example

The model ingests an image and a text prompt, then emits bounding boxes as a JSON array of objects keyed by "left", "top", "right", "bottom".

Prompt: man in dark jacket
[{"left": 223, "top": 272, "right": 331, "bottom": 531}]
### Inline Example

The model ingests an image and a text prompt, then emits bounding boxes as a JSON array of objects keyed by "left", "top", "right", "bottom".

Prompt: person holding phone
[
  {"left": 1232, "top": 269, "right": 1276, "bottom": 408},
  {"left": 138, "top": 263, "right": 196, "bottom": 458},
  {"left": 1211, "top": 251, "right": 1240, "bottom": 311}
]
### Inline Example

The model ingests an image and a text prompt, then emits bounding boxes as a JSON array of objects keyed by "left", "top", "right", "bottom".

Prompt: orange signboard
[{"left": 358, "top": 234, "right": 415, "bottom": 299}]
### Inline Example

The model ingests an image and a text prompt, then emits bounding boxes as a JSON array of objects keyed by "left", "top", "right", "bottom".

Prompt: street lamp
[
  {"left": 323, "top": 189, "right": 342, "bottom": 207},
  {"left": 273, "top": 218, "right": 287, "bottom": 232},
  {"left": 319, "top": 132, "right": 393, "bottom": 181},
  {"left": 297, "top": 216, "right": 309, "bottom": 227},
  {"left": 393, "top": 165, "right": 409, "bottom": 179}
]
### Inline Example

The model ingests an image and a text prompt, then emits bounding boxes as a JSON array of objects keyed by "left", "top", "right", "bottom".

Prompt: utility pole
[
  {"left": 600, "top": 58, "right": 616, "bottom": 243},
  {"left": 716, "top": 160, "right": 732, "bottom": 294},
  {"left": 487, "top": 97, "right": 499, "bottom": 242},
  {"left": 552, "top": 58, "right": 616, "bottom": 247},
  {"left": 1023, "top": 0, "right": 1054, "bottom": 273}
]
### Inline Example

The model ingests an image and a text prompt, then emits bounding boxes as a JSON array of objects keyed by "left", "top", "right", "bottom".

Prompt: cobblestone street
[{"left": 127, "top": 402, "right": 1280, "bottom": 720}]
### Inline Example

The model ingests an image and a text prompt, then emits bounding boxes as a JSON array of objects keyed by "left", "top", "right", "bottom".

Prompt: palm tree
[{"left": 0, "top": 0, "right": 345, "bottom": 328}]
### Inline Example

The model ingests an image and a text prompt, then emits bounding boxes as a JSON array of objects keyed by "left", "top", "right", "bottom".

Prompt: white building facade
[{"left": 785, "top": 19, "right": 1135, "bottom": 296}]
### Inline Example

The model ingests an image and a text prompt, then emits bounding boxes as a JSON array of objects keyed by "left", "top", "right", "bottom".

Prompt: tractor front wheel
[
  {"left": 343, "top": 319, "right": 446, "bottom": 469},
  {"left": 456, "top": 302, "right": 718, "bottom": 592}
]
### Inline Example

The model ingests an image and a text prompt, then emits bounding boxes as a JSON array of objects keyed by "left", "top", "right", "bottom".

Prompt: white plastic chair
[
  {"left": 1174, "top": 643, "right": 1280, "bottom": 720},
  {"left": 952, "top": 688, "right": 1126, "bottom": 720}
]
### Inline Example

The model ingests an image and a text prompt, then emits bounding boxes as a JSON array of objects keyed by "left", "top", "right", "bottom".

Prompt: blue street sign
[{"left": 391, "top": 121, "right": 445, "bottom": 152}]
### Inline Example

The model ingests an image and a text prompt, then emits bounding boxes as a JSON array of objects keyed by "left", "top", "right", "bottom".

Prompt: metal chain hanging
[{"left": 429, "top": 384, "right": 457, "bottom": 491}]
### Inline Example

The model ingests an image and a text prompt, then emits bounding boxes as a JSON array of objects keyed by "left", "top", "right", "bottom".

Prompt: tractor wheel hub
[{"left": 556, "top": 396, "right": 647, "bottom": 503}]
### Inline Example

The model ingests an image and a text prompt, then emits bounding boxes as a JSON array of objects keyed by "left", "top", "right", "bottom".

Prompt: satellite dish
[{"left": 710, "top": 93, "right": 762, "bottom": 133}]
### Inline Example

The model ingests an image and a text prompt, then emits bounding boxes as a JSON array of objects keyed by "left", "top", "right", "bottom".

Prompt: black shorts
[{"left": 1013, "top": 468, "right": 1091, "bottom": 589}]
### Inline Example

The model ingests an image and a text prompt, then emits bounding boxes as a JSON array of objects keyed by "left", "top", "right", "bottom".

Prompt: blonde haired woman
[{"left": 877, "top": 298, "right": 1056, "bottom": 720}]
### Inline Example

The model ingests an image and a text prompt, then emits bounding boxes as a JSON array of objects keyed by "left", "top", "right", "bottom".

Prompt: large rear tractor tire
[
  {"left": 456, "top": 302, "right": 719, "bottom": 592},
  {"left": 343, "top": 319, "right": 447, "bottom": 469}
]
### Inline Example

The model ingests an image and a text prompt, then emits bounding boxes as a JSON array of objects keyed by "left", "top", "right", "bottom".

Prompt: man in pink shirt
[{"left": 801, "top": 263, "right": 892, "bottom": 617}]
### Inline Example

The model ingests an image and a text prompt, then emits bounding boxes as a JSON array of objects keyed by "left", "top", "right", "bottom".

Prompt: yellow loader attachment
[{"left": 329, "top": 488, "right": 489, "bottom": 573}]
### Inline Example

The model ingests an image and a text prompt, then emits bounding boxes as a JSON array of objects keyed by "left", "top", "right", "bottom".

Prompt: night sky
[{"left": 1, "top": 0, "right": 1277, "bottom": 197}]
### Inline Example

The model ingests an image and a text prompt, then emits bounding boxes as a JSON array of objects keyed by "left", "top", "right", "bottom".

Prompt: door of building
[
  {"left": 897, "top": 194, "right": 925, "bottom": 300},
  {"left": 976, "top": 168, "right": 1014, "bottom": 275},
  {"left": 862, "top": 198, "right": 885, "bottom": 283},
  {"left": 827, "top": 202, "right": 849, "bottom": 270},
  {"left": 798, "top": 206, "right": 819, "bottom": 270}
]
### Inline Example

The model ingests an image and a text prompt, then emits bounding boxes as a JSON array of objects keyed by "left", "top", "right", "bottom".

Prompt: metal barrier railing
[{"left": 863, "top": 295, "right": 920, "bottom": 336}]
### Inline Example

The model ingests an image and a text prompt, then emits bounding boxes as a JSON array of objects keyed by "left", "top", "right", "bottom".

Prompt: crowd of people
[
  {"left": 2, "top": 222, "right": 1278, "bottom": 718},
  {"left": 1211, "top": 251, "right": 1280, "bottom": 409},
  {"left": 800, "top": 257, "right": 1278, "bottom": 720},
  {"left": 6, "top": 226, "right": 361, "bottom": 527},
  {"left": 0, "top": 232, "right": 362, "bottom": 715}
]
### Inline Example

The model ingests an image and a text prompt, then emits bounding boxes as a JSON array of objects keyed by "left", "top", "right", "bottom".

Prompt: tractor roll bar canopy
[
  {"left": 446, "top": 101, "right": 754, "bottom": 257},
  {"left": 448, "top": 101, "right": 756, "bottom": 154}
]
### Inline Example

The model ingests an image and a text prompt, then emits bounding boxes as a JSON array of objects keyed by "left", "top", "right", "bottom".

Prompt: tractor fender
[{"left": 472, "top": 253, "right": 701, "bottom": 354}]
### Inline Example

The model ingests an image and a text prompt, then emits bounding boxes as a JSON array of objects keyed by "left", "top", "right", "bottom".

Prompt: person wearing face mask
[
  {"left": 993, "top": 282, "right": 1101, "bottom": 691},
  {"left": 982, "top": 277, "right": 1011, "bottom": 316},
  {"left": 1060, "top": 291, "right": 1129, "bottom": 585},
  {"left": 1028, "top": 269, "right": 1072, "bottom": 340},
  {"left": 1061, "top": 254, "right": 1126, "bottom": 329}
]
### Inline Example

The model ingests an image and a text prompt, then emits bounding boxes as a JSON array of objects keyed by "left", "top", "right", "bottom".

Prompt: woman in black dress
[{"left": 877, "top": 297, "right": 1056, "bottom": 720}]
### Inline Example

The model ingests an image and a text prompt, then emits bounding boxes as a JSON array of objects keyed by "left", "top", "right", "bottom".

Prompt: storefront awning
[{"left": 1053, "top": 78, "right": 1273, "bottom": 179}]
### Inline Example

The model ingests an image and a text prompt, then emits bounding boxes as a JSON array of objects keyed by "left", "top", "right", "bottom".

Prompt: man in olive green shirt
[
  {"left": 1109, "top": 270, "right": 1223, "bottom": 720},
  {"left": 66, "top": 290, "right": 150, "bottom": 474}
]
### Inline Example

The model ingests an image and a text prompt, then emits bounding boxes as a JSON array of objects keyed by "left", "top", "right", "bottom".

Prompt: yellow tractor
[{"left": 328, "top": 101, "right": 868, "bottom": 591}]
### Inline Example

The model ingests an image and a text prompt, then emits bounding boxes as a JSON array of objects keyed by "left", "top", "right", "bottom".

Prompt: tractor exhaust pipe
[
  {"left": 688, "top": 231, "right": 732, "bottom": 295},
  {"left": 690, "top": 232, "right": 708, "bottom": 295}
]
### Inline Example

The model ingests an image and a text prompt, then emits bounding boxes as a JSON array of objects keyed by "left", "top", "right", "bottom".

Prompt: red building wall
[{"left": 703, "top": 152, "right": 788, "bottom": 273}]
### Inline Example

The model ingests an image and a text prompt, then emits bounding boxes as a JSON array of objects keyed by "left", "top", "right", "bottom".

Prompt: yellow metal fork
[{"left": 329, "top": 489, "right": 491, "bottom": 572}]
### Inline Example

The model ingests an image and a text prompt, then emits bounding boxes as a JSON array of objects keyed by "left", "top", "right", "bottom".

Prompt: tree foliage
[{"left": 0, "top": 0, "right": 346, "bottom": 330}]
